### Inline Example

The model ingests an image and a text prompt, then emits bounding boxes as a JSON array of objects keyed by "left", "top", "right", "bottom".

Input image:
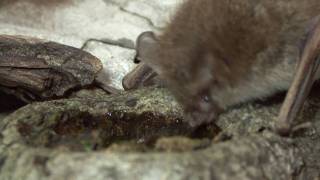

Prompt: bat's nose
[{"left": 133, "top": 55, "right": 141, "bottom": 64}]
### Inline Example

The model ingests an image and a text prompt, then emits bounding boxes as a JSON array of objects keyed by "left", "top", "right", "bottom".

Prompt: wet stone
[
  {"left": 15, "top": 110, "right": 219, "bottom": 152},
  {"left": 125, "top": 97, "right": 138, "bottom": 107},
  {"left": 0, "top": 87, "right": 320, "bottom": 180}
]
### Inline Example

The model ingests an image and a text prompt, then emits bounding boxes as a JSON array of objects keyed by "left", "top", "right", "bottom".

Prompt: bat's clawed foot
[
  {"left": 274, "top": 122, "right": 292, "bottom": 137},
  {"left": 275, "top": 121, "right": 312, "bottom": 137}
]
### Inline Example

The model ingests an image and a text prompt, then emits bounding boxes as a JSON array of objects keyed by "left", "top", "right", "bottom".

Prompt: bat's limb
[
  {"left": 275, "top": 19, "right": 320, "bottom": 136},
  {"left": 122, "top": 63, "right": 158, "bottom": 90}
]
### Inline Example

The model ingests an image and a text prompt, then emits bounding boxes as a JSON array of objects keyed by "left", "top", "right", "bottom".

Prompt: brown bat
[{"left": 122, "top": 0, "right": 320, "bottom": 135}]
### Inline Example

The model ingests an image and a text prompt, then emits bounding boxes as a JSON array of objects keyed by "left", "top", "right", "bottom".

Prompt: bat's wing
[{"left": 276, "top": 18, "right": 320, "bottom": 136}]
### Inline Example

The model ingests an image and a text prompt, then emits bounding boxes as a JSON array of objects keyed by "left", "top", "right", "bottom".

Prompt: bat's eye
[
  {"left": 199, "top": 88, "right": 211, "bottom": 103},
  {"left": 197, "top": 87, "right": 216, "bottom": 112},
  {"left": 133, "top": 55, "right": 141, "bottom": 63},
  {"left": 203, "top": 95, "right": 210, "bottom": 102}
]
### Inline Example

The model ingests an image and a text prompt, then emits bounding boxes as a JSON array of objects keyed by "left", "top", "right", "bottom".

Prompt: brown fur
[{"left": 141, "top": 0, "right": 320, "bottom": 126}]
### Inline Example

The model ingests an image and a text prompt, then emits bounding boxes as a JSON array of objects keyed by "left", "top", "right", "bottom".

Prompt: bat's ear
[{"left": 134, "top": 31, "right": 159, "bottom": 64}]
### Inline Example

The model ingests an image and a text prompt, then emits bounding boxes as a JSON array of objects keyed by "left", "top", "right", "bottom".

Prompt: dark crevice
[{"left": 0, "top": 90, "right": 26, "bottom": 112}]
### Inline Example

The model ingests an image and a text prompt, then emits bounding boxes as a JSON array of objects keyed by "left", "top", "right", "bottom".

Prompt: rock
[
  {"left": 0, "top": 0, "right": 153, "bottom": 47},
  {"left": 83, "top": 41, "right": 136, "bottom": 90},
  {"left": 154, "top": 136, "right": 211, "bottom": 152},
  {"left": 107, "top": 0, "right": 180, "bottom": 28},
  {"left": 0, "top": 87, "right": 319, "bottom": 180}
]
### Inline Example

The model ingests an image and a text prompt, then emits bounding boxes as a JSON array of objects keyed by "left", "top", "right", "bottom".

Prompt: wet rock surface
[{"left": 0, "top": 87, "right": 319, "bottom": 180}]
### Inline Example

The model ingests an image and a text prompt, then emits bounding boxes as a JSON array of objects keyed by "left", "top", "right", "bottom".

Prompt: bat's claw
[
  {"left": 275, "top": 121, "right": 312, "bottom": 137},
  {"left": 274, "top": 122, "right": 292, "bottom": 137}
]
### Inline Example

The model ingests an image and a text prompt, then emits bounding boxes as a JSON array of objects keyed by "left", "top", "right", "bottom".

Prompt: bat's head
[{"left": 135, "top": 31, "right": 231, "bottom": 127}]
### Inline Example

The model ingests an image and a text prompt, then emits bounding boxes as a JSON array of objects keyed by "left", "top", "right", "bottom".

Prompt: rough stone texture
[
  {"left": 0, "top": 113, "right": 9, "bottom": 122},
  {"left": 84, "top": 41, "right": 136, "bottom": 90},
  {"left": 0, "top": 88, "right": 319, "bottom": 180},
  {"left": 107, "top": 0, "right": 181, "bottom": 28},
  {"left": 0, "top": 0, "right": 153, "bottom": 46}
]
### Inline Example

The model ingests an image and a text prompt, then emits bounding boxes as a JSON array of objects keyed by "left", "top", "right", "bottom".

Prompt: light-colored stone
[
  {"left": 84, "top": 41, "right": 136, "bottom": 89},
  {"left": 107, "top": 0, "right": 181, "bottom": 28},
  {"left": 0, "top": 0, "right": 152, "bottom": 47}
]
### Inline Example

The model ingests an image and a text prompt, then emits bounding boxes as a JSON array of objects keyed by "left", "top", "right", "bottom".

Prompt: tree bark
[{"left": 0, "top": 35, "right": 102, "bottom": 102}]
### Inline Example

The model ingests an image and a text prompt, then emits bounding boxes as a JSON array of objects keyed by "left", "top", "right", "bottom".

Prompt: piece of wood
[{"left": 0, "top": 35, "right": 102, "bottom": 102}]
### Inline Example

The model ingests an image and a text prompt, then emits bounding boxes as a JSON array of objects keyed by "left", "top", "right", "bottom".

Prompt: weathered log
[
  {"left": 0, "top": 35, "right": 102, "bottom": 102},
  {"left": 0, "top": 87, "right": 319, "bottom": 180}
]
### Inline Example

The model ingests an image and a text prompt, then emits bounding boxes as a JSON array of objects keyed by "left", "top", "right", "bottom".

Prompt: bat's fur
[{"left": 140, "top": 0, "right": 320, "bottom": 126}]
